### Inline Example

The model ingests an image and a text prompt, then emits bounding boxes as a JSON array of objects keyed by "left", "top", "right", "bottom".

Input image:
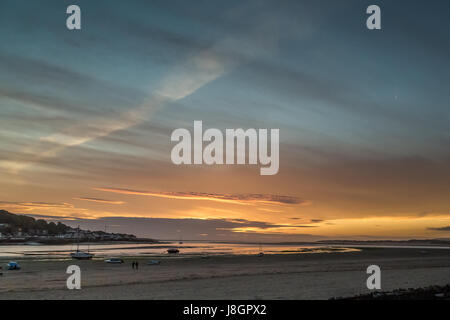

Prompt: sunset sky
[{"left": 1, "top": 0, "right": 450, "bottom": 241}]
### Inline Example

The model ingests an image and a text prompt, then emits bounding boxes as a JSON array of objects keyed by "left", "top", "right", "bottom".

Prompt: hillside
[
  {"left": 0, "top": 209, "right": 69, "bottom": 235},
  {"left": 0, "top": 210, "right": 151, "bottom": 243}
]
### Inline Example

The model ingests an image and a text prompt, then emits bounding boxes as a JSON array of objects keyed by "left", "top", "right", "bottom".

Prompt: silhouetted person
[
  {"left": 135, "top": 261, "right": 139, "bottom": 270},
  {"left": 132, "top": 261, "right": 135, "bottom": 269}
]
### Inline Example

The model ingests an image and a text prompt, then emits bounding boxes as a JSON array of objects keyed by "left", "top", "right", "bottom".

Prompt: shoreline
[
  {"left": 0, "top": 238, "right": 159, "bottom": 245},
  {"left": 2, "top": 241, "right": 450, "bottom": 261}
]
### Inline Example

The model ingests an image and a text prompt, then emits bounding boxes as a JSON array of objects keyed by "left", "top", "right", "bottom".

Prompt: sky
[{"left": 1, "top": 0, "right": 450, "bottom": 241}]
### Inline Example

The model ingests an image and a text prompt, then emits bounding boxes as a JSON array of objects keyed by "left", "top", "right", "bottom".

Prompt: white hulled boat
[{"left": 70, "top": 226, "right": 94, "bottom": 260}]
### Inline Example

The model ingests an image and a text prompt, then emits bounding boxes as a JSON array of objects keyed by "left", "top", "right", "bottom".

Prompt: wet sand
[{"left": 0, "top": 247, "right": 449, "bottom": 299}]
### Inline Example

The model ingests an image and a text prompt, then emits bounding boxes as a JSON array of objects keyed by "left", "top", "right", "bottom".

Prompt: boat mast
[{"left": 76, "top": 225, "right": 80, "bottom": 252}]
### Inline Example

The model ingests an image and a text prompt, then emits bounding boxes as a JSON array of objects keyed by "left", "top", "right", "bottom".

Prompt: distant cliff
[{"left": 0, "top": 209, "right": 70, "bottom": 235}]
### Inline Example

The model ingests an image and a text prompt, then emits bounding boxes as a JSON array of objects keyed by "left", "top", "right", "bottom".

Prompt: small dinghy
[
  {"left": 105, "top": 258, "right": 124, "bottom": 264},
  {"left": 7, "top": 261, "right": 21, "bottom": 270},
  {"left": 71, "top": 251, "right": 94, "bottom": 260}
]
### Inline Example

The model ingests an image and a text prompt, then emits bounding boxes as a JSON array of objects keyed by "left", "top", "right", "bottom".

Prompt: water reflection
[{"left": 0, "top": 241, "right": 361, "bottom": 259}]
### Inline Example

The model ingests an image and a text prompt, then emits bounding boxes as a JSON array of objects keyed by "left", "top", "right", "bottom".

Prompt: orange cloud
[
  {"left": 94, "top": 187, "right": 306, "bottom": 206},
  {"left": 0, "top": 201, "right": 74, "bottom": 209},
  {"left": 73, "top": 197, "right": 125, "bottom": 205}
]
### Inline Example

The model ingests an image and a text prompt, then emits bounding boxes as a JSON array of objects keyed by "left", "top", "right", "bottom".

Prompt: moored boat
[
  {"left": 70, "top": 226, "right": 94, "bottom": 260},
  {"left": 71, "top": 251, "right": 94, "bottom": 260}
]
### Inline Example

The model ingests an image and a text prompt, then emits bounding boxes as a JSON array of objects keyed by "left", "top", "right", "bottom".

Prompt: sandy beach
[{"left": 1, "top": 247, "right": 449, "bottom": 299}]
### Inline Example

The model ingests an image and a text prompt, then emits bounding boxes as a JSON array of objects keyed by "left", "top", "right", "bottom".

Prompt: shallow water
[{"left": 0, "top": 241, "right": 359, "bottom": 259}]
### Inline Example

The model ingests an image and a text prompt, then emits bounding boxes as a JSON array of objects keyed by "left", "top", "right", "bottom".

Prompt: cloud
[
  {"left": 0, "top": 201, "right": 73, "bottom": 209},
  {"left": 428, "top": 226, "right": 450, "bottom": 231},
  {"left": 0, "top": 54, "right": 144, "bottom": 117},
  {"left": 1, "top": 1, "right": 291, "bottom": 175},
  {"left": 0, "top": 202, "right": 95, "bottom": 219},
  {"left": 23, "top": 213, "right": 77, "bottom": 220},
  {"left": 1, "top": 29, "right": 240, "bottom": 174},
  {"left": 95, "top": 187, "right": 306, "bottom": 206},
  {"left": 73, "top": 197, "right": 125, "bottom": 205},
  {"left": 257, "top": 207, "right": 283, "bottom": 213},
  {"left": 222, "top": 218, "right": 316, "bottom": 229},
  {"left": 31, "top": 215, "right": 323, "bottom": 241}
]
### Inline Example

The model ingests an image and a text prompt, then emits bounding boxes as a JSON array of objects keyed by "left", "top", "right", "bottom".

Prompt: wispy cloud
[
  {"left": 0, "top": 201, "right": 73, "bottom": 209},
  {"left": 1, "top": 1, "right": 289, "bottom": 175},
  {"left": 2, "top": 34, "right": 238, "bottom": 174},
  {"left": 73, "top": 197, "right": 125, "bottom": 205},
  {"left": 0, "top": 202, "right": 98, "bottom": 219},
  {"left": 95, "top": 187, "right": 305, "bottom": 206},
  {"left": 223, "top": 218, "right": 317, "bottom": 229},
  {"left": 427, "top": 226, "right": 450, "bottom": 231}
]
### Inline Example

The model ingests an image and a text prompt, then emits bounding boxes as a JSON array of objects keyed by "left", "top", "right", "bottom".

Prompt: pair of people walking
[{"left": 132, "top": 261, "right": 139, "bottom": 270}]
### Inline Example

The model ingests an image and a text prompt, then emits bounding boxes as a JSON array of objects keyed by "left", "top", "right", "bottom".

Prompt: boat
[
  {"left": 70, "top": 226, "right": 94, "bottom": 260},
  {"left": 105, "top": 258, "right": 124, "bottom": 264},
  {"left": 167, "top": 248, "right": 179, "bottom": 254},
  {"left": 7, "top": 261, "right": 21, "bottom": 270},
  {"left": 257, "top": 243, "right": 264, "bottom": 257},
  {"left": 25, "top": 241, "right": 42, "bottom": 246},
  {"left": 71, "top": 251, "right": 94, "bottom": 260}
]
